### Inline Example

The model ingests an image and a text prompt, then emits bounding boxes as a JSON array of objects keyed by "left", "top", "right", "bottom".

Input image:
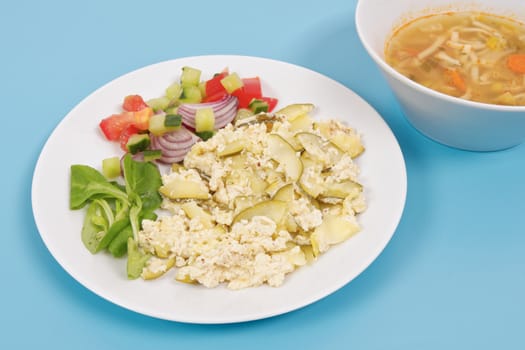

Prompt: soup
[{"left": 385, "top": 12, "right": 525, "bottom": 106}]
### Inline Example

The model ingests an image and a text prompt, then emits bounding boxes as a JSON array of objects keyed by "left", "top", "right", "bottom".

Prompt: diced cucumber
[
  {"left": 164, "top": 106, "right": 179, "bottom": 115},
  {"left": 249, "top": 99, "right": 269, "bottom": 114},
  {"left": 164, "top": 114, "right": 182, "bottom": 127},
  {"left": 179, "top": 85, "right": 202, "bottom": 103},
  {"left": 195, "top": 107, "right": 215, "bottom": 132},
  {"left": 102, "top": 156, "right": 121, "bottom": 179},
  {"left": 149, "top": 113, "right": 181, "bottom": 136},
  {"left": 146, "top": 96, "right": 170, "bottom": 111},
  {"left": 165, "top": 82, "right": 182, "bottom": 100},
  {"left": 196, "top": 131, "right": 215, "bottom": 141},
  {"left": 149, "top": 114, "right": 166, "bottom": 135},
  {"left": 199, "top": 81, "right": 206, "bottom": 98},
  {"left": 126, "top": 134, "right": 150, "bottom": 154},
  {"left": 143, "top": 149, "right": 162, "bottom": 162},
  {"left": 221, "top": 72, "right": 244, "bottom": 93},
  {"left": 180, "top": 66, "right": 202, "bottom": 87}
]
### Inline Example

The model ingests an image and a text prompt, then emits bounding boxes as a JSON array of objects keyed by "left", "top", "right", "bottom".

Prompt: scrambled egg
[{"left": 137, "top": 106, "right": 366, "bottom": 289}]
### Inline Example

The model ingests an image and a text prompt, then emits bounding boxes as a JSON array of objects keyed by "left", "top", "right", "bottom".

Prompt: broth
[{"left": 385, "top": 12, "right": 525, "bottom": 106}]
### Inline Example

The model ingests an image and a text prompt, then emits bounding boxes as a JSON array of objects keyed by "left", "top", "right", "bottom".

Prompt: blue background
[{"left": 2, "top": 0, "right": 524, "bottom": 348}]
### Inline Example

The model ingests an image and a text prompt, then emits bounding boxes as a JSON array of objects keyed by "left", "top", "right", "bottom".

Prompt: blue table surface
[{"left": 2, "top": 0, "right": 524, "bottom": 348}]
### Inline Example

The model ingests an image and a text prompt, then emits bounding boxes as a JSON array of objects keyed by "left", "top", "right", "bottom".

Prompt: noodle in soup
[{"left": 385, "top": 12, "right": 525, "bottom": 106}]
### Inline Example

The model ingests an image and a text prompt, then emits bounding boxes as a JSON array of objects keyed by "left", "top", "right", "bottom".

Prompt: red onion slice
[
  {"left": 150, "top": 127, "right": 199, "bottom": 164},
  {"left": 178, "top": 94, "right": 238, "bottom": 129}
]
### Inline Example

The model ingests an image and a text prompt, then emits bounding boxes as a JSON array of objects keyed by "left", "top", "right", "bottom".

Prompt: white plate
[{"left": 32, "top": 55, "right": 406, "bottom": 324}]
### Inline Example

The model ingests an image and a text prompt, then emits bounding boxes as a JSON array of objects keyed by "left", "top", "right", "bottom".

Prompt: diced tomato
[
  {"left": 230, "top": 77, "right": 266, "bottom": 109},
  {"left": 99, "top": 112, "right": 136, "bottom": 141},
  {"left": 242, "top": 77, "right": 262, "bottom": 99},
  {"left": 202, "top": 91, "right": 228, "bottom": 103},
  {"left": 133, "top": 107, "right": 153, "bottom": 130},
  {"left": 261, "top": 97, "right": 278, "bottom": 112},
  {"left": 123, "top": 94, "right": 148, "bottom": 112},
  {"left": 99, "top": 106, "right": 152, "bottom": 141},
  {"left": 231, "top": 87, "right": 251, "bottom": 109},
  {"left": 205, "top": 72, "right": 228, "bottom": 98},
  {"left": 119, "top": 124, "right": 140, "bottom": 151}
]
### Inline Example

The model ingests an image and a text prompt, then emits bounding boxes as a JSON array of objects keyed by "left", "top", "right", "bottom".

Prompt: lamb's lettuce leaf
[
  {"left": 70, "top": 165, "right": 128, "bottom": 209},
  {"left": 70, "top": 154, "right": 163, "bottom": 278}
]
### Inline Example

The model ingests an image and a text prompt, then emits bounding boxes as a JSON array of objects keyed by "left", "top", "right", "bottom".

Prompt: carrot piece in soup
[
  {"left": 445, "top": 69, "right": 466, "bottom": 92},
  {"left": 403, "top": 47, "right": 420, "bottom": 57},
  {"left": 507, "top": 54, "right": 525, "bottom": 74}
]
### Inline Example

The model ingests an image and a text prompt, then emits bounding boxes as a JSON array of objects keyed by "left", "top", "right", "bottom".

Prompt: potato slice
[
  {"left": 266, "top": 134, "right": 303, "bottom": 181},
  {"left": 228, "top": 153, "right": 248, "bottom": 172},
  {"left": 226, "top": 166, "right": 267, "bottom": 195},
  {"left": 181, "top": 201, "right": 214, "bottom": 228},
  {"left": 296, "top": 132, "right": 324, "bottom": 157},
  {"left": 234, "top": 195, "right": 264, "bottom": 214},
  {"left": 299, "top": 153, "right": 318, "bottom": 169},
  {"left": 273, "top": 183, "right": 294, "bottom": 202},
  {"left": 284, "top": 215, "right": 299, "bottom": 233},
  {"left": 142, "top": 257, "right": 175, "bottom": 280},
  {"left": 320, "top": 180, "right": 362, "bottom": 200},
  {"left": 298, "top": 174, "right": 323, "bottom": 198},
  {"left": 300, "top": 245, "right": 316, "bottom": 263},
  {"left": 271, "top": 184, "right": 297, "bottom": 232},
  {"left": 289, "top": 113, "right": 314, "bottom": 132},
  {"left": 160, "top": 180, "right": 209, "bottom": 200},
  {"left": 275, "top": 246, "right": 307, "bottom": 266},
  {"left": 264, "top": 166, "right": 285, "bottom": 185},
  {"left": 315, "top": 120, "right": 364, "bottom": 158},
  {"left": 275, "top": 103, "right": 315, "bottom": 121},
  {"left": 218, "top": 139, "right": 245, "bottom": 157},
  {"left": 311, "top": 214, "right": 360, "bottom": 255},
  {"left": 249, "top": 174, "right": 269, "bottom": 194},
  {"left": 330, "top": 133, "right": 364, "bottom": 158},
  {"left": 298, "top": 156, "right": 324, "bottom": 198},
  {"left": 232, "top": 199, "right": 287, "bottom": 225},
  {"left": 265, "top": 178, "right": 286, "bottom": 197},
  {"left": 274, "top": 130, "right": 303, "bottom": 151},
  {"left": 153, "top": 244, "right": 171, "bottom": 259},
  {"left": 296, "top": 132, "right": 343, "bottom": 163},
  {"left": 175, "top": 270, "right": 197, "bottom": 284}
]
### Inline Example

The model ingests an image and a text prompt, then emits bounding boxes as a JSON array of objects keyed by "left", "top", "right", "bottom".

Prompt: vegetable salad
[{"left": 98, "top": 66, "right": 279, "bottom": 163}]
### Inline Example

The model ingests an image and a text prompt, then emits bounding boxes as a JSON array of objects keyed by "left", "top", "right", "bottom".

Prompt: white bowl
[{"left": 355, "top": 0, "right": 525, "bottom": 151}]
